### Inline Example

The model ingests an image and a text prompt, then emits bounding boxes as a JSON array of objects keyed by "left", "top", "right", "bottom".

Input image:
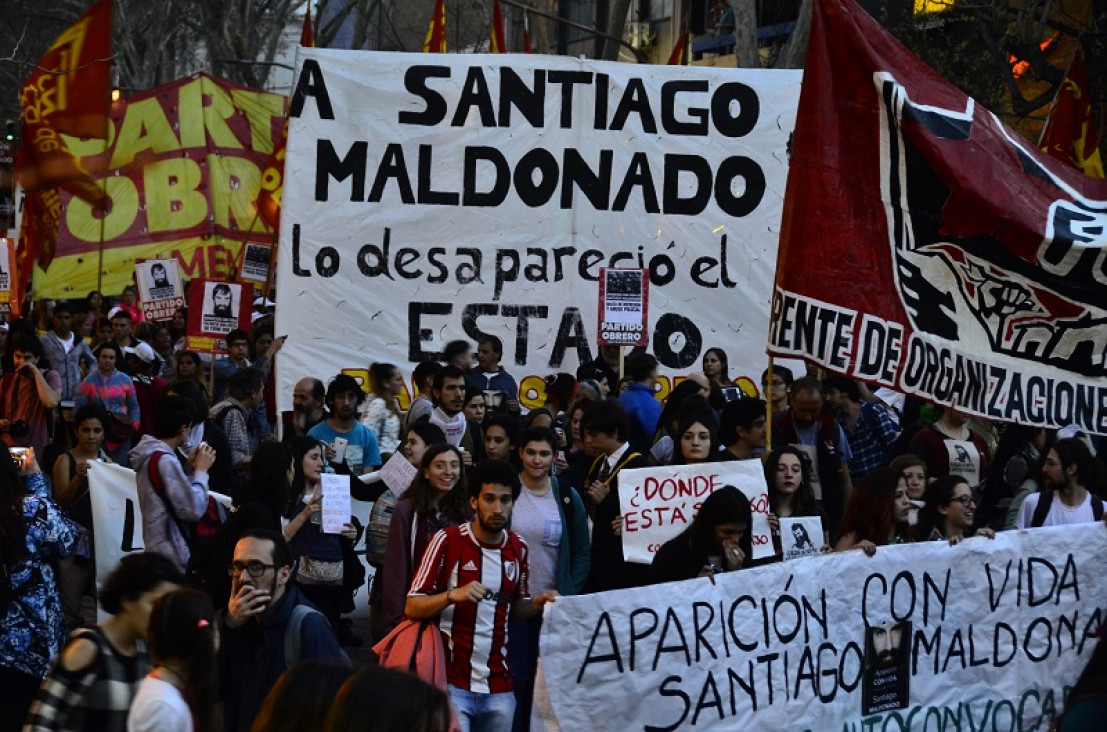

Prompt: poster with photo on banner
[
  {"left": 618, "top": 461, "right": 773, "bottom": 564},
  {"left": 273, "top": 50, "right": 803, "bottom": 414},
  {"left": 135, "top": 259, "right": 184, "bottom": 321},
  {"left": 538, "top": 524, "right": 1107, "bottom": 731},
  {"left": 186, "top": 279, "right": 253, "bottom": 354}
]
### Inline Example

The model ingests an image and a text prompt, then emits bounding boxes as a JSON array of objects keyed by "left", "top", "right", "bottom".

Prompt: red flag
[
  {"left": 770, "top": 0, "right": 1107, "bottom": 432},
  {"left": 424, "top": 0, "right": 447, "bottom": 53},
  {"left": 16, "top": 0, "right": 112, "bottom": 276},
  {"left": 523, "top": 10, "right": 533, "bottom": 53},
  {"left": 301, "top": 4, "right": 315, "bottom": 47},
  {"left": 667, "top": 32, "right": 687, "bottom": 65},
  {"left": 490, "top": 0, "right": 506, "bottom": 53},
  {"left": 256, "top": 8, "right": 315, "bottom": 234},
  {"left": 1040, "top": 49, "right": 1103, "bottom": 178}
]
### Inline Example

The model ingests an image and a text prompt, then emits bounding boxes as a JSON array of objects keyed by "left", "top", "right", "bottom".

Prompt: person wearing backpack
[
  {"left": 220, "top": 529, "right": 346, "bottom": 732},
  {"left": 1015, "top": 437, "right": 1106, "bottom": 529},
  {"left": 131, "top": 395, "right": 217, "bottom": 572}
]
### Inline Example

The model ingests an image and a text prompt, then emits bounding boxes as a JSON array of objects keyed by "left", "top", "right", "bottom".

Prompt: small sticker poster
[
  {"left": 862, "top": 621, "right": 912, "bottom": 716},
  {"left": 185, "top": 279, "right": 253, "bottom": 354},
  {"left": 319, "top": 473, "right": 351, "bottom": 535},
  {"left": 780, "top": 516, "right": 822, "bottom": 560},
  {"left": 240, "top": 242, "right": 272, "bottom": 283},
  {"left": 135, "top": 259, "right": 184, "bottom": 321},
  {"left": 379, "top": 452, "right": 418, "bottom": 496},
  {"left": 0, "top": 238, "right": 12, "bottom": 314}
]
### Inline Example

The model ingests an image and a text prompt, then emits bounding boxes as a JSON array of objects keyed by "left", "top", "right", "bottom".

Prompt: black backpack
[{"left": 1030, "top": 489, "right": 1104, "bottom": 527}]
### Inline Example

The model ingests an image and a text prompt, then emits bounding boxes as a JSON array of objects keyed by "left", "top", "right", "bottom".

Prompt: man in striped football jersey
[{"left": 406, "top": 460, "right": 559, "bottom": 731}]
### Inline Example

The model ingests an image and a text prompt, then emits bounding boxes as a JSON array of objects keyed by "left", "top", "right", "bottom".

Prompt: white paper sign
[
  {"left": 780, "top": 516, "right": 823, "bottom": 560},
  {"left": 320, "top": 473, "right": 351, "bottom": 534},
  {"left": 275, "top": 51, "right": 802, "bottom": 414},
  {"left": 618, "top": 461, "right": 772, "bottom": 564},
  {"left": 379, "top": 451, "right": 418, "bottom": 496},
  {"left": 539, "top": 524, "right": 1107, "bottom": 731}
]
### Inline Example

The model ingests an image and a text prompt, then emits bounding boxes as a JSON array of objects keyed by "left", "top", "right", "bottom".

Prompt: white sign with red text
[{"left": 618, "top": 461, "right": 772, "bottom": 564}]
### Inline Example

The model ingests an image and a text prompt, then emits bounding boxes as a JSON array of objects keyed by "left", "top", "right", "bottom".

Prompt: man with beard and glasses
[
  {"left": 406, "top": 460, "right": 558, "bottom": 732},
  {"left": 219, "top": 529, "right": 346, "bottom": 732},
  {"left": 308, "top": 374, "right": 381, "bottom": 474},
  {"left": 1016, "top": 437, "right": 1107, "bottom": 529}
]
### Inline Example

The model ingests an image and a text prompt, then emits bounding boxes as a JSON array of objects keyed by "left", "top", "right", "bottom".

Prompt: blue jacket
[{"left": 219, "top": 585, "right": 345, "bottom": 732}]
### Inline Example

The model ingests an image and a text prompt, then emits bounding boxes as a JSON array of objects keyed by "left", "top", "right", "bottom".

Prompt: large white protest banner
[
  {"left": 540, "top": 525, "right": 1107, "bottom": 731},
  {"left": 274, "top": 51, "right": 802, "bottom": 412},
  {"left": 618, "top": 462, "right": 772, "bottom": 564}
]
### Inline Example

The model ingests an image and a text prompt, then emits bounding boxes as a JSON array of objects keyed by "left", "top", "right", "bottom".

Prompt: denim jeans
[{"left": 448, "top": 686, "right": 516, "bottom": 732}]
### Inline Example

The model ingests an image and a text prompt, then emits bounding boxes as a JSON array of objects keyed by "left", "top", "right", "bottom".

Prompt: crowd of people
[{"left": 1, "top": 290, "right": 1106, "bottom": 732}]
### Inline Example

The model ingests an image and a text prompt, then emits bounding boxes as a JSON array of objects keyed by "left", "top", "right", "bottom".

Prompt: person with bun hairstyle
[{"left": 127, "top": 589, "right": 218, "bottom": 732}]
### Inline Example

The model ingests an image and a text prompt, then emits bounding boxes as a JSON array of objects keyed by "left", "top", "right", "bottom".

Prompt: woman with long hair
[
  {"left": 173, "top": 352, "right": 208, "bottom": 397},
  {"left": 649, "top": 390, "right": 712, "bottom": 465},
  {"left": 361, "top": 363, "right": 404, "bottom": 461},
  {"left": 380, "top": 443, "right": 469, "bottom": 630},
  {"left": 917, "top": 475, "right": 996, "bottom": 543},
  {"left": 282, "top": 437, "right": 359, "bottom": 636},
  {"left": 323, "top": 666, "right": 451, "bottom": 732},
  {"left": 835, "top": 468, "right": 914, "bottom": 555},
  {"left": 977, "top": 425, "right": 1049, "bottom": 528},
  {"left": 764, "top": 446, "right": 828, "bottom": 555},
  {"left": 483, "top": 414, "right": 521, "bottom": 469},
  {"left": 669, "top": 413, "right": 721, "bottom": 466},
  {"left": 651, "top": 485, "right": 752, "bottom": 583},
  {"left": 169, "top": 309, "right": 188, "bottom": 345},
  {"left": 250, "top": 661, "right": 356, "bottom": 732},
  {"left": 701, "top": 347, "right": 731, "bottom": 388},
  {"left": 127, "top": 589, "right": 217, "bottom": 732},
  {"left": 25, "top": 553, "right": 183, "bottom": 732},
  {"left": 0, "top": 449, "right": 78, "bottom": 731},
  {"left": 51, "top": 403, "right": 111, "bottom": 630},
  {"left": 186, "top": 441, "right": 291, "bottom": 610},
  {"left": 363, "top": 423, "right": 445, "bottom": 643}
]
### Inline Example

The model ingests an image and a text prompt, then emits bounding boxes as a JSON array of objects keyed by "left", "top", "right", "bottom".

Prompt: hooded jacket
[{"left": 130, "top": 435, "right": 209, "bottom": 571}]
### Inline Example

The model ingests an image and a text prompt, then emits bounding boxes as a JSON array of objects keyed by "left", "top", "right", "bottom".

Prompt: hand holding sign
[{"left": 618, "top": 461, "right": 773, "bottom": 564}]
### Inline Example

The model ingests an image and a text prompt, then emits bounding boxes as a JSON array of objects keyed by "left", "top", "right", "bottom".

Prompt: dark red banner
[{"left": 770, "top": 0, "right": 1107, "bottom": 434}]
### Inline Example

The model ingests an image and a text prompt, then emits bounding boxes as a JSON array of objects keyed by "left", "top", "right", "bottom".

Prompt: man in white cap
[{"left": 124, "top": 342, "right": 168, "bottom": 437}]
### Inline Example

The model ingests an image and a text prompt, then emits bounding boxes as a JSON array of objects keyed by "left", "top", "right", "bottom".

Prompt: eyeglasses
[
  {"left": 952, "top": 495, "right": 976, "bottom": 507},
  {"left": 228, "top": 561, "right": 277, "bottom": 578}
]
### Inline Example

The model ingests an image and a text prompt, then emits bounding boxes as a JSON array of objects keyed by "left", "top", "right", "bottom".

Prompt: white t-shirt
[
  {"left": 513, "top": 487, "right": 562, "bottom": 595},
  {"left": 57, "top": 332, "right": 75, "bottom": 355},
  {"left": 128, "top": 676, "right": 192, "bottom": 732},
  {"left": 1015, "top": 491, "right": 1106, "bottom": 529}
]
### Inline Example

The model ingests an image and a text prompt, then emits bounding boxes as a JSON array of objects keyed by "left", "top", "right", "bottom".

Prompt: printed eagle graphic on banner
[{"left": 772, "top": 0, "right": 1107, "bottom": 433}]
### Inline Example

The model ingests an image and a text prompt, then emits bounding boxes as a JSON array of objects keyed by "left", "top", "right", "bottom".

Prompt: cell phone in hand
[
  {"left": 332, "top": 437, "right": 348, "bottom": 464},
  {"left": 8, "top": 447, "right": 34, "bottom": 471}
]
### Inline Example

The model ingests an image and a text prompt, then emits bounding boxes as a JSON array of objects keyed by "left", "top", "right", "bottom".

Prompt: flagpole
[{"left": 765, "top": 356, "right": 773, "bottom": 449}]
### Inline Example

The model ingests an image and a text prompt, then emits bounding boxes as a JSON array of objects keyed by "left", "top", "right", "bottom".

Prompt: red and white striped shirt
[{"left": 409, "top": 522, "right": 530, "bottom": 693}]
